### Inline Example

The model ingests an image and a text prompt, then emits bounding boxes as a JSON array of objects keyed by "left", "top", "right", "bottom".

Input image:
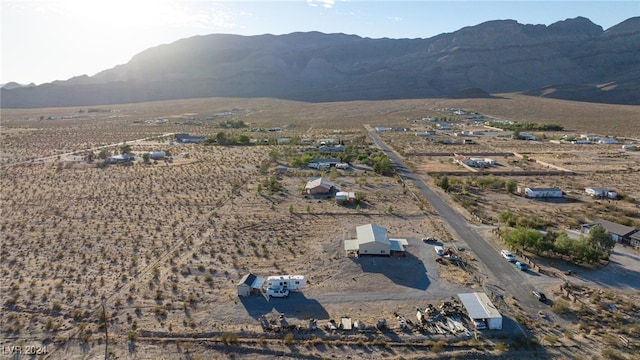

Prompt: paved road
[{"left": 366, "top": 127, "right": 547, "bottom": 310}]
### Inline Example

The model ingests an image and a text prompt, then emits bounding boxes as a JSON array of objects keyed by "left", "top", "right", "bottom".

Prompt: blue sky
[{"left": 2, "top": 0, "right": 638, "bottom": 85}]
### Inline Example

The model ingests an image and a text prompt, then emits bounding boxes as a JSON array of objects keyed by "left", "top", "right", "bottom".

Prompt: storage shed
[
  {"left": 237, "top": 273, "right": 265, "bottom": 297},
  {"left": 458, "top": 292, "right": 502, "bottom": 330}
]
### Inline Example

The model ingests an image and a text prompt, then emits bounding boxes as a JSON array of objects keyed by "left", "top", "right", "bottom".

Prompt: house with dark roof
[
  {"left": 629, "top": 232, "right": 640, "bottom": 249},
  {"left": 581, "top": 219, "right": 638, "bottom": 243}
]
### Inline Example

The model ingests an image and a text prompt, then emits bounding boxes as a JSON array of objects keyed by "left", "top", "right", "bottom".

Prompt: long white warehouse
[{"left": 458, "top": 292, "right": 503, "bottom": 330}]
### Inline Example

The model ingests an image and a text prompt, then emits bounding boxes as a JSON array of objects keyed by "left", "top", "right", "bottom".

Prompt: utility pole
[{"left": 102, "top": 300, "right": 108, "bottom": 360}]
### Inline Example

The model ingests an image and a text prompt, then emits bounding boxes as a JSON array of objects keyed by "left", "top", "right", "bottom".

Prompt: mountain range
[{"left": 2, "top": 16, "right": 639, "bottom": 108}]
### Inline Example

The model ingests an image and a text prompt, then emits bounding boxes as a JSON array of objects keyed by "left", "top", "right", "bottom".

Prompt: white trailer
[
  {"left": 266, "top": 275, "right": 306, "bottom": 291},
  {"left": 149, "top": 151, "right": 166, "bottom": 160}
]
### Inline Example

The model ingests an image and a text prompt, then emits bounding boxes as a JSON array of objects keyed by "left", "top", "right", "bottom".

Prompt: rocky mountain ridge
[{"left": 2, "top": 16, "right": 638, "bottom": 108}]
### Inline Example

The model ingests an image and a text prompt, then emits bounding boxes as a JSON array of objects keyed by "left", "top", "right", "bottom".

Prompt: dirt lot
[{"left": 2, "top": 97, "right": 640, "bottom": 359}]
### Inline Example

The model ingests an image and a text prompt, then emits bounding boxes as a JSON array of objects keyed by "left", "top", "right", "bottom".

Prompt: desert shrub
[
  {"left": 220, "top": 332, "right": 239, "bottom": 345},
  {"left": 601, "top": 347, "right": 625, "bottom": 360},
  {"left": 283, "top": 332, "right": 295, "bottom": 345},
  {"left": 431, "top": 340, "right": 446, "bottom": 353},
  {"left": 494, "top": 341, "right": 509, "bottom": 352},
  {"left": 551, "top": 299, "right": 571, "bottom": 314}
]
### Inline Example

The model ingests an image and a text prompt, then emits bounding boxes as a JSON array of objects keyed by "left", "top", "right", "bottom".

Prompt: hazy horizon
[{"left": 2, "top": 0, "right": 638, "bottom": 85}]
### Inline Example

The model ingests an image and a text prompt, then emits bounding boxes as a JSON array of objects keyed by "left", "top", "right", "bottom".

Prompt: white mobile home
[
  {"left": 149, "top": 151, "right": 166, "bottom": 160},
  {"left": 524, "top": 187, "right": 563, "bottom": 198},
  {"left": 585, "top": 187, "right": 617, "bottom": 199}
]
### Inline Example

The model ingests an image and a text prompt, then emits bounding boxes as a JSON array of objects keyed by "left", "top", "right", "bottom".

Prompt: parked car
[
  {"left": 532, "top": 291, "right": 547, "bottom": 302},
  {"left": 515, "top": 261, "right": 528, "bottom": 271},
  {"left": 266, "top": 288, "right": 289, "bottom": 298},
  {"left": 422, "top": 237, "right": 437, "bottom": 243},
  {"left": 473, "top": 319, "right": 487, "bottom": 330},
  {"left": 500, "top": 249, "right": 516, "bottom": 262}
]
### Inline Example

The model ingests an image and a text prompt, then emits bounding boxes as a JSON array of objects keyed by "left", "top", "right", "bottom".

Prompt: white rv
[{"left": 266, "top": 275, "right": 306, "bottom": 291}]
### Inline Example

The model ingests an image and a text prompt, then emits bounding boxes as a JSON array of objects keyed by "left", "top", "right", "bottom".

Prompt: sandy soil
[{"left": 2, "top": 98, "right": 640, "bottom": 359}]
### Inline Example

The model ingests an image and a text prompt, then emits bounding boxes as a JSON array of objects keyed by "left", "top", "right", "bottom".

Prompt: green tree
[
  {"left": 503, "top": 227, "right": 542, "bottom": 251},
  {"left": 120, "top": 143, "right": 132, "bottom": 154},
  {"left": 142, "top": 153, "right": 150, "bottom": 164},
  {"left": 505, "top": 180, "right": 517, "bottom": 194},
  {"left": 216, "top": 132, "right": 228, "bottom": 145},
  {"left": 437, "top": 176, "right": 451, "bottom": 192},
  {"left": 499, "top": 210, "right": 516, "bottom": 227},
  {"left": 553, "top": 233, "right": 574, "bottom": 256},
  {"left": 237, "top": 134, "right": 251, "bottom": 145},
  {"left": 586, "top": 225, "right": 615, "bottom": 256},
  {"left": 329, "top": 167, "right": 339, "bottom": 181},
  {"left": 372, "top": 155, "right": 393, "bottom": 175}
]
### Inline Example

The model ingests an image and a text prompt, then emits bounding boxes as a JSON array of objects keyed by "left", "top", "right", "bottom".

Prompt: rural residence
[
  {"left": 585, "top": 187, "right": 618, "bottom": 199},
  {"left": 524, "top": 187, "right": 563, "bottom": 198},
  {"left": 304, "top": 177, "right": 336, "bottom": 195},
  {"left": 343, "top": 224, "right": 406, "bottom": 257},
  {"left": 581, "top": 219, "right": 638, "bottom": 243}
]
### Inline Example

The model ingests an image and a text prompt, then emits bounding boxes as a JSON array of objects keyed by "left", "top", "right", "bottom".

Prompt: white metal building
[
  {"left": 344, "top": 224, "right": 405, "bottom": 256},
  {"left": 458, "top": 292, "right": 503, "bottom": 330}
]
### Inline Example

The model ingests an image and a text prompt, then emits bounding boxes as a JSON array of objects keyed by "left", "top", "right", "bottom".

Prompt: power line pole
[{"left": 102, "top": 300, "right": 108, "bottom": 360}]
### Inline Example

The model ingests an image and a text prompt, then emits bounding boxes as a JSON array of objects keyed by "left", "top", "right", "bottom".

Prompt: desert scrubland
[{"left": 1, "top": 96, "right": 640, "bottom": 359}]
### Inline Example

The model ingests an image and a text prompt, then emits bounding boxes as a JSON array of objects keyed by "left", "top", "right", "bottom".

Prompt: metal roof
[
  {"left": 238, "top": 273, "right": 256, "bottom": 287},
  {"left": 305, "top": 177, "right": 335, "bottom": 190},
  {"left": 344, "top": 239, "right": 359, "bottom": 251},
  {"left": 585, "top": 219, "right": 638, "bottom": 237},
  {"left": 458, "top": 292, "right": 502, "bottom": 320},
  {"left": 356, "top": 224, "right": 390, "bottom": 246},
  {"left": 525, "top": 187, "right": 562, "bottom": 192},
  {"left": 238, "top": 273, "right": 265, "bottom": 289},
  {"left": 389, "top": 239, "right": 405, "bottom": 252}
]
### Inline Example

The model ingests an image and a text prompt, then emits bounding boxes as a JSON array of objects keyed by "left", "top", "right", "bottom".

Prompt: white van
[{"left": 434, "top": 246, "right": 445, "bottom": 256}]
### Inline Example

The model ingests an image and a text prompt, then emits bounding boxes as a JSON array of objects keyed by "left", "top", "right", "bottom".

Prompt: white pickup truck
[
  {"left": 266, "top": 288, "right": 289, "bottom": 298},
  {"left": 500, "top": 249, "right": 516, "bottom": 262}
]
